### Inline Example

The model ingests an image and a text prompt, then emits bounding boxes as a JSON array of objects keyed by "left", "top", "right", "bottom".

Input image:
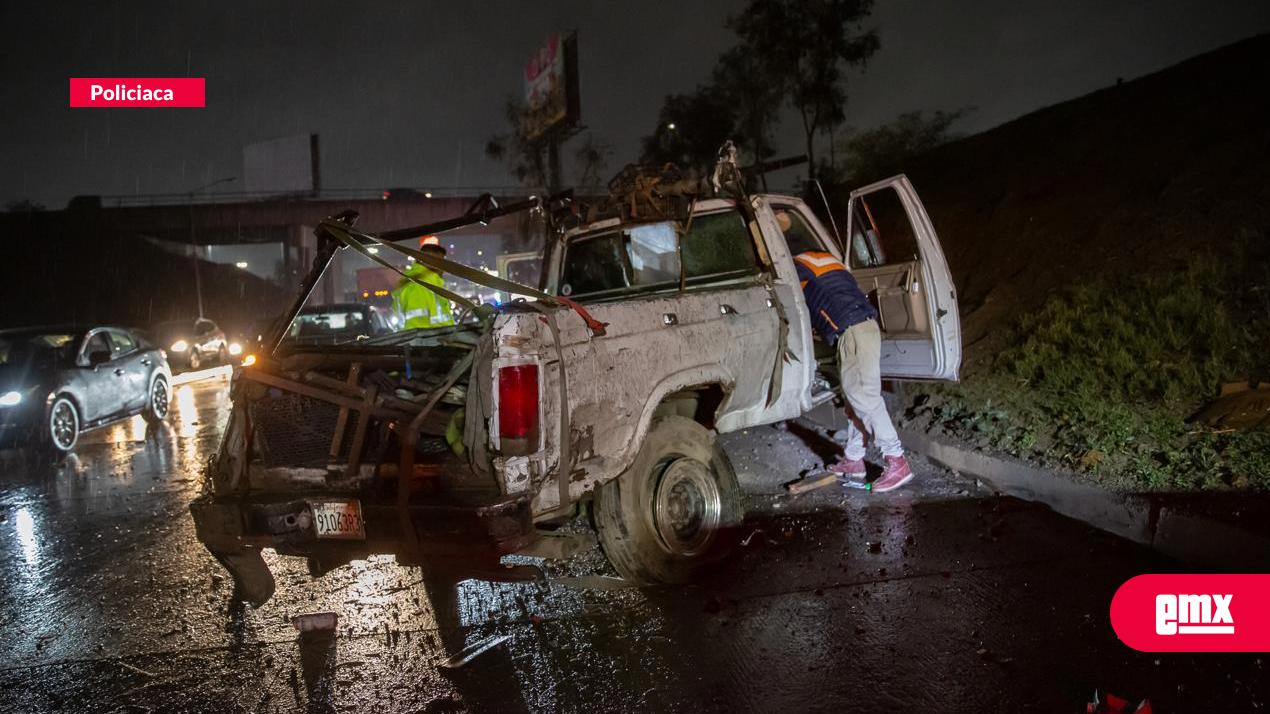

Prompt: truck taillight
[{"left": 498, "top": 364, "right": 539, "bottom": 452}]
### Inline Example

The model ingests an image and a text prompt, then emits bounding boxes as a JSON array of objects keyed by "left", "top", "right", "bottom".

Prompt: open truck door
[{"left": 845, "top": 175, "right": 961, "bottom": 381}]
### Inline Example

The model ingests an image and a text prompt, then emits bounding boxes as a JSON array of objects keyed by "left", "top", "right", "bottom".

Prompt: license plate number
[{"left": 309, "top": 500, "right": 365, "bottom": 540}]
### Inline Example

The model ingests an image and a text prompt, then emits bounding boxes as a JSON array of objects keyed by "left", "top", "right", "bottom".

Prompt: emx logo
[
  {"left": 1155, "top": 593, "right": 1233, "bottom": 635},
  {"left": 1112, "top": 574, "right": 1270, "bottom": 651}
]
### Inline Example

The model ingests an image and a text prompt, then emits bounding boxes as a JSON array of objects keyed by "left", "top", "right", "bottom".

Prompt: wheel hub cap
[
  {"left": 153, "top": 382, "right": 169, "bottom": 417},
  {"left": 653, "top": 458, "right": 722, "bottom": 557},
  {"left": 52, "top": 404, "right": 76, "bottom": 448}
]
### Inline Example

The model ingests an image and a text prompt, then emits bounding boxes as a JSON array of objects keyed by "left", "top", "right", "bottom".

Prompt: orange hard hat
[{"left": 419, "top": 235, "right": 446, "bottom": 256}]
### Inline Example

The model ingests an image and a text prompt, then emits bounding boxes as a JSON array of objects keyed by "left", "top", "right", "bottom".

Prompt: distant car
[
  {"left": 151, "top": 318, "right": 232, "bottom": 370},
  {"left": 284, "top": 303, "right": 390, "bottom": 346},
  {"left": 233, "top": 306, "right": 390, "bottom": 367},
  {"left": 0, "top": 325, "right": 172, "bottom": 455}
]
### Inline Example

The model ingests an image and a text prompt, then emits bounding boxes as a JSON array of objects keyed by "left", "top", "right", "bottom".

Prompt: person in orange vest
[
  {"left": 390, "top": 236, "right": 455, "bottom": 330},
  {"left": 779, "top": 211, "right": 913, "bottom": 492}
]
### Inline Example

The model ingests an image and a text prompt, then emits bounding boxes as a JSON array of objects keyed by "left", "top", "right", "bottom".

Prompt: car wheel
[
  {"left": 143, "top": 376, "right": 170, "bottom": 424},
  {"left": 217, "top": 346, "right": 229, "bottom": 364},
  {"left": 594, "top": 416, "right": 742, "bottom": 584},
  {"left": 46, "top": 396, "right": 80, "bottom": 454},
  {"left": 188, "top": 349, "right": 201, "bottom": 371}
]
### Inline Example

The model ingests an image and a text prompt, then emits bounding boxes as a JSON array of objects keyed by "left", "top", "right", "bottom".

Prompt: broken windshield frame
[{"left": 271, "top": 243, "right": 489, "bottom": 353}]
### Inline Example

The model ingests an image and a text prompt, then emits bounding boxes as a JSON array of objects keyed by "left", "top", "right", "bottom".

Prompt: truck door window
[
  {"left": 849, "top": 188, "right": 918, "bottom": 269},
  {"left": 773, "top": 209, "right": 826, "bottom": 257}
]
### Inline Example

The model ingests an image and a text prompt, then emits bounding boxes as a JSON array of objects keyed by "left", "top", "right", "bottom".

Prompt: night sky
[{"left": 3, "top": 0, "right": 1268, "bottom": 208}]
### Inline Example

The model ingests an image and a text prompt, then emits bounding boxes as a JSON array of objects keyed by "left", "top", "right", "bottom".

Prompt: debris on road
[
  {"left": 1086, "top": 690, "right": 1152, "bottom": 713},
  {"left": 291, "top": 612, "right": 339, "bottom": 632},
  {"left": 784, "top": 472, "right": 838, "bottom": 495},
  {"left": 437, "top": 635, "right": 510, "bottom": 670},
  {"left": 551, "top": 575, "right": 635, "bottom": 591},
  {"left": 1194, "top": 382, "right": 1270, "bottom": 432},
  {"left": 115, "top": 660, "right": 157, "bottom": 678}
]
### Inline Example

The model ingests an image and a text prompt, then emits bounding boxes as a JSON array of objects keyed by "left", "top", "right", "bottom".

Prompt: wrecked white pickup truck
[{"left": 191, "top": 150, "right": 960, "bottom": 605}]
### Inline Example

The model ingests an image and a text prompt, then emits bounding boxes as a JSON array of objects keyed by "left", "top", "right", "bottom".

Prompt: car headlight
[
  {"left": 0, "top": 391, "right": 21, "bottom": 407},
  {"left": 228, "top": 342, "right": 243, "bottom": 356},
  {"left": 241, "top": 354, "right": 257, "bottom": 368},
  {"left": 170, "top": 340, "right": 189, "bottom": 352}
]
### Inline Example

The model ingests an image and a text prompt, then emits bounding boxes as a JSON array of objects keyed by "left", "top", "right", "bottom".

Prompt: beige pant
[{"left": 837, "top": 319, "right": 903, "bottom": 459}]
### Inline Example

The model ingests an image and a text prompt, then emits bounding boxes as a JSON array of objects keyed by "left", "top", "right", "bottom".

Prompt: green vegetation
[
  {"left": 910, "top": 247, "right": 1270, "bottom": 491},
  {"left": 833, "top": 109, "right": 970, "bottom": 186}
]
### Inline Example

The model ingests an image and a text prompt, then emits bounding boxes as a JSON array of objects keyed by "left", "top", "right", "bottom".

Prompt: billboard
[
  {"left": 243, "top": 133, "right": 320, "bottom": 195},
  {"left": 523, "top": 32, "right": 580, "bottom": 140}
]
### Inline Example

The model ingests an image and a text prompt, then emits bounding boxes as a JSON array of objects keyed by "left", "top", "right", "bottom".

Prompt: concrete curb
[{"left": 898, "top": 428, "right": 1270, "bottom": 569}]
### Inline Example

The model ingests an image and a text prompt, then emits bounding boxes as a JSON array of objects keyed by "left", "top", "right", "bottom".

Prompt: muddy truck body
[{"left": 190, "top": 168, "right": 961, "bottom": 605}]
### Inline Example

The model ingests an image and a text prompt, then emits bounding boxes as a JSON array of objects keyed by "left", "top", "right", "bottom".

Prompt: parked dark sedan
[
  {"left": 150, "top": 317, "right": 232, "bottom": 370},
  {"left": 0, "top": 326, "right": 172, "bottom": 454}
]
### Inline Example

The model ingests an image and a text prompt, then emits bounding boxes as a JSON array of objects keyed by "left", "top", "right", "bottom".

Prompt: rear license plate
[{"left": 309, "top": 500, "right": 365, "bottom": 540}]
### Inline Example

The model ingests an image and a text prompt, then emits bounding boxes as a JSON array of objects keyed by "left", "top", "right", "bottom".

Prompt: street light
[
  {"left": 667, "top": 122, "right": 676, "bottom": 130},
  {"left": 235, "top": 261, "right": 249, "bottom": 269},
  {"left": 187, "top": 176, "right": 238, "bottom": 318}
]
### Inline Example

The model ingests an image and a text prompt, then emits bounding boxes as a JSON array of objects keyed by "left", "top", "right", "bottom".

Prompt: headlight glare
[
  {"left": 228, "top": 342, "right": 243, "bottom": 356},
  {"left": 170, "top": 340, "right": 189, "bottom": 352}
]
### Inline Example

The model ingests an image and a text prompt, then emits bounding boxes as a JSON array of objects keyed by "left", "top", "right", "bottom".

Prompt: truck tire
[{"left": 595, "top": 416, "right": 742, "bottom": 584}]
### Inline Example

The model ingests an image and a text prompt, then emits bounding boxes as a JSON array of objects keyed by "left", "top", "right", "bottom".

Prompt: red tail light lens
[{"left": 498, "top": 364, "right": 539, "bottom": 450}]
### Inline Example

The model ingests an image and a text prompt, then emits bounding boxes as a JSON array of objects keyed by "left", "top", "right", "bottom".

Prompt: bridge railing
[{"left": 94, "top": 186, "right": 547, "bottom": 208}]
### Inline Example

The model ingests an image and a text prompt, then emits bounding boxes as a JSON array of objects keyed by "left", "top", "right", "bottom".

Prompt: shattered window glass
[
  {"left": 682, "top": 210, "right": 759, "bottom": 279},
  {"left": 627, "top": 223, "right": 680, "bottom": 285},
  {"left": 561, "top": 214, "right": 764, "bottom": 298},
  {"left": 559, "top": 231, "right": 631, "bottom": 296}
]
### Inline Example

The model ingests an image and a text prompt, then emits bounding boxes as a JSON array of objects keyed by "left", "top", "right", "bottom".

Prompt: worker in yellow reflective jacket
[{"left": 391, "top": 236, "right": 455, "bottom": 330}]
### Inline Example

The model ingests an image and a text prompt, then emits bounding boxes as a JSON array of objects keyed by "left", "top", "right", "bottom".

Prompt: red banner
[
  {"left": 69, "top": 78, "right": 205, "bottom": 108},
  {"left": 1111, "top": 574, "right": 1270, "bottom": 652}
]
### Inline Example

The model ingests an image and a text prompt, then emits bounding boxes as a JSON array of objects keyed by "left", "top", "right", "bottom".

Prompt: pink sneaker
[
  {"left": 871, "top": 455, "right": 914, "bottom": 492},
  {"left": 828, "top": 456, "right": 866, "bottom": 477}
]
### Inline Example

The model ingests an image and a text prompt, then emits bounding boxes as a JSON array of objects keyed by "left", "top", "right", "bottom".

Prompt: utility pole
[{"left": 187, "top": 176, "right": 237, "bottom": 319}]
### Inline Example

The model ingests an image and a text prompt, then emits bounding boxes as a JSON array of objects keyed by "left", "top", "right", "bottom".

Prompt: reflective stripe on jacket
[
  {"left": 793, "top": 251, "right": 877, "bottom": 344},
  {"left": 391, "top": 265, "right": 455, "bottom": 330}
]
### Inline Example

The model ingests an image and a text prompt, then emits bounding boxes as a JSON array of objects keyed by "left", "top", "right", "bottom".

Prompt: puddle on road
[{"left": 1, "top": 380, "right": 1265, "bottom": 712}]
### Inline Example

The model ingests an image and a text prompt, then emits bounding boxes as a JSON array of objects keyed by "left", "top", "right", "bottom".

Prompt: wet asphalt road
[{"left": 0, "top": 375, "right": 1265, "bottom": 713}]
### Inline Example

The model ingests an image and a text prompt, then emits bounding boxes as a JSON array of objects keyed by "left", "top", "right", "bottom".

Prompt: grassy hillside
[{"left": 896, "top": 35, "right": 1270, "bottom": 490}]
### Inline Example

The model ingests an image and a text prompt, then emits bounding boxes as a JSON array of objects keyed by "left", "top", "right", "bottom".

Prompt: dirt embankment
[{"left": 904, "top": 34, "right": 1270, "bottom": 376}]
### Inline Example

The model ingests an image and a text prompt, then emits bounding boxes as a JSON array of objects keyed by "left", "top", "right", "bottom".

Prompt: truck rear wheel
[{"left": 595, "top": 416, "right": 742, "bottom": 584}]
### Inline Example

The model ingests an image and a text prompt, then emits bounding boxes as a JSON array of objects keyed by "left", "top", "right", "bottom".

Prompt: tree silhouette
[{"left": 729, "top": 0, "right": 879, "bottom": 178}]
